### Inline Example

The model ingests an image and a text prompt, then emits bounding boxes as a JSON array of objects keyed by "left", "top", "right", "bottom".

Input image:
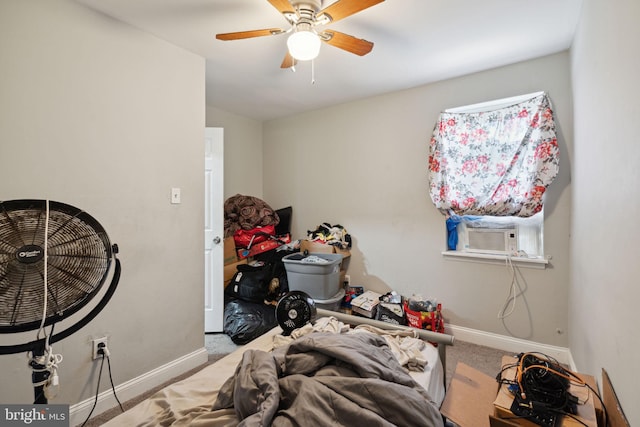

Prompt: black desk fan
[{"left": 0, "top": 199, "right": 121, "bottom": 404}]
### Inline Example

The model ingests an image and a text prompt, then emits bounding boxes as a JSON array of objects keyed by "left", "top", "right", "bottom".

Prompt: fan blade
[
  {"left": 216, "top": 28, "right": 285, "bottom": 41},
  {"left": 320, "top": 30, "right": 374, "bottom": 56},
  {"left": 268, "top": 0, "right": 295, "bottom": 15},
  {"left": 281, "top": 52, "right": 297, "bottom": 69},
  {"left": 317, "top": 0, "right": 385, "bottom": 24}
]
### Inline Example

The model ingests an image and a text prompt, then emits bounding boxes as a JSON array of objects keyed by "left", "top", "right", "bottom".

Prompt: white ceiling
[{"left": 76, "top": 0, "right": 583, "bottom": 121}]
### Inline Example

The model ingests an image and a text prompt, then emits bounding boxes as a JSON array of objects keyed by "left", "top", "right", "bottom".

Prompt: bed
[{"left": 103, "top": 309, "right": 455, "bottom": 426}]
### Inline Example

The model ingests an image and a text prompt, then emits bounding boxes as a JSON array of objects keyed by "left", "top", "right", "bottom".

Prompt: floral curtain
[{"left": 428, "top": 93, "right": 559, "bottom": 217}]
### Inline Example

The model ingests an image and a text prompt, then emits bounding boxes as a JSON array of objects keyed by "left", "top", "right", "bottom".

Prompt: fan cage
[{"left": 0, "top": 200, "right": 113, "bottom": 333}]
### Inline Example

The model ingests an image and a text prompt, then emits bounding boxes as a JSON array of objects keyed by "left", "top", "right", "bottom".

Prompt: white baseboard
[
  {"left": 69, "top": 347, "right": 208, "bottom": 426},
  {"left": 446, "top": 324, "right": 575, "bottom": 370}
]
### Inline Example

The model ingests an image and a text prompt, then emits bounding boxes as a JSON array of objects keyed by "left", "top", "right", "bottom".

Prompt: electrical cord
[
  {"left": 497, "top": 255, "right": 519, "bottom": 319},
  {"left": 80, "top": 345, "right": 125, "bottom": 426},
  {"left": 81, "top": 352, "right": 105, "bottom": 427},
  {"left": 517, "top": 352, "right": 580, "bottom": 403},
  {"left": 106, "top": 353, "right": 125, "bottom": 412},
  {"left": 36, "top": 199, "right": 50, "bottom": 341},
  {"left": 496, "top": 360, "right": 520, "bottom": 386},
  {"left": 496, "top": 352, "right": 608, "bottom": 426},
  {"left": 29, "top": 202, "right": 65, "bottom": 402}
]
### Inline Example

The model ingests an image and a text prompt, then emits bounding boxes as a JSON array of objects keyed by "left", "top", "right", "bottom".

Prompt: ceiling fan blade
[
  {"left": 281, "top": 52, "right": 297, "bottom": 69},
  {"left": 268, "top": 0, "right": 295, "bottom": 15},
  {"left": 320, "top": 30, "right": 374, "bottom": 56},
  {"left": 317, "top": 0, "right": 385, "bottom": 24},
  {"left": 216, "top": 28, "right": 285, "bottom": 41}
]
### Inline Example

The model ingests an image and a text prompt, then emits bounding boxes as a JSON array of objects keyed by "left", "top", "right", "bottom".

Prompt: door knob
[{"left": 213, "top": 236, "right": 221, "bottom": 245}]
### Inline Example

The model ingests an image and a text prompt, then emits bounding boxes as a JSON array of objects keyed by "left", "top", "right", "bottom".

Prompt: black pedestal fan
[{"left": 0, "top": 199, "right": 121, "bottom": 404}]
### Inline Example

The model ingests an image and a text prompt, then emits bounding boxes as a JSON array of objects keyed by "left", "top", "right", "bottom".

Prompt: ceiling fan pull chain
[{"left": 311, "top": 58, "right": 316, "bottom": 84}]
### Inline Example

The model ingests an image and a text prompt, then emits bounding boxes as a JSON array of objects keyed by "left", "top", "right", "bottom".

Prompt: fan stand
[
  {"left": 11, "top": 256, "right": 121, "bottom": 404},
  {"left": 0, "top": 256, "right": 121, "bottom": 404},
  {"left": 30, "top": 341, "right": 49, "bottom": 404}
]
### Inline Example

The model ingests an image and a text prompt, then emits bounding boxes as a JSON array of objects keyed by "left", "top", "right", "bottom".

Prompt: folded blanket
[{"left": 213, "top": 332, "right": 444, "bottom": 426}]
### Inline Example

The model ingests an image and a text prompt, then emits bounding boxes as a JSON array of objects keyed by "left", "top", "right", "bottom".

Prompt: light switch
[{"left": 171, "top": 188, "right": 181, "bottom": 204}]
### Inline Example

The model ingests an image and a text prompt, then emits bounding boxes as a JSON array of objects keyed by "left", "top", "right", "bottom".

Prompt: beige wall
[
  {"left": 206, "top": 106, "right": 263, "bottom": 200},
  {"left": 570, "top": 0, "right": 640, "bottom": 424},
  {"left": 263, "top": 52, "right": 573, "bottom": 347},
  {"left": 0, "top": 0, "right": 205, "bottom": 405}
]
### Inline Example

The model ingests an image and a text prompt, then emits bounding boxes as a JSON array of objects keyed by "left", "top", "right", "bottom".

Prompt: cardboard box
[
  {"left": 375, "top": 302, "right": 405, "bottom": 325},
  {"left": 350, "top": 290, "right": 381, "bottom": 318},
  {"left": 489, "top": 417, "right": 521, "bottom": 426},
  {"left": 300, "top": 239, "right": 351, "bottom": 258},
  {"left": 224, "top": 236, "right": 238, "bottom": 265},
  {"left": 223, "top": 259, "right": 247, "bottom": 288},
  {"left": 602, "top": 368, "right": 631, "bottom": 427},
  {"left": 440, "top": 362, "right": 498, "bottom": 427},
  {"left": 583, "top": 374, "right": 604, "bottom": 427},
  {"left": 441, "top": 358, "right": 598, "bottom": 427}
]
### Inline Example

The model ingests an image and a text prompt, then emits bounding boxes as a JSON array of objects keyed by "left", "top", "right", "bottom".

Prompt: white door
[{"left": 204, "top": 127, "right": 224, "bottom": 332}]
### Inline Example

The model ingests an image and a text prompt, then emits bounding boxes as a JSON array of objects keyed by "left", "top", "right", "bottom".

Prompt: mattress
[{"left": 103, "top": 322, "right": 445, "bottom": 426}]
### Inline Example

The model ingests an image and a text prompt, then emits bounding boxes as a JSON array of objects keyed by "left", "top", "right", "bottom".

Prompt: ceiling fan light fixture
[{"left": 287, "top": 30, "right": 321, "bottom": 61}]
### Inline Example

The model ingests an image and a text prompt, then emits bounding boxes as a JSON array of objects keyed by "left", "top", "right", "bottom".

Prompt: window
[{"left": 428, "top": 92, "right": 558, "bottom": 266}]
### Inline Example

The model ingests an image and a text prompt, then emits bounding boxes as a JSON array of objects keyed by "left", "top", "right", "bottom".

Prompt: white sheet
[
  {"left": 103, "top": 323, "right": 444, "bottom": 426},
  {"left": 413, "top": 338, "right": 445, "bottom": 406}
]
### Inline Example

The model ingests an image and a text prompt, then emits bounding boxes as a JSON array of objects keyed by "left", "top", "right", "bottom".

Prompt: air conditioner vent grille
[{"left": 464, "top": 228, "right": 517, "bottom": 255}]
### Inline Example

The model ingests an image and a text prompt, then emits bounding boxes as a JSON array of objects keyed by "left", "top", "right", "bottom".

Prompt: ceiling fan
[{"left": 216, "top": 0, "right": 385, "bottom": 69}]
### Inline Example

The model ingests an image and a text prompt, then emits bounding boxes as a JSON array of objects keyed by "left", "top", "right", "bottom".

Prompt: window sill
[{"left": 441, "top": 250, "right": 549, "bottom": 269}]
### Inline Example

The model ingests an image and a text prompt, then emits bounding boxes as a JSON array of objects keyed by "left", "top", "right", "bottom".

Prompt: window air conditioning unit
[{"left": 463, "top": 227, "right": 518, "bottom": 255}]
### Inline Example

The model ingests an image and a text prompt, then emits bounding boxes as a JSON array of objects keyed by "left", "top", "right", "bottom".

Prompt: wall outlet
[{"left": 92, "top": 337, "right": 108, "bottom": 360}]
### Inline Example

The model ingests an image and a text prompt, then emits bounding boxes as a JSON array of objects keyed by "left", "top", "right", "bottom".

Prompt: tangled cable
[
  {"left": 497, "top": 352, "right": 606, "bottom": 427},
  {"left": 516, "top": 353, "right": 581, "bottom": 410},
  {"left": 28, "top": 344, "right": 64, "bottom": 400}
]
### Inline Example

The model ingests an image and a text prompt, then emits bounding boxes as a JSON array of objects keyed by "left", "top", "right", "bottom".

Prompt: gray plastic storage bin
[
  {"left": 314, "top": 288, "right": 345, "bottom": 312},
  {"left": 282, "top": 252, "right": 343, "bottom": 300}
]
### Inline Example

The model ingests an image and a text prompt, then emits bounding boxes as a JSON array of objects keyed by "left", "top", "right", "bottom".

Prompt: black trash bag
[{"left": 223, "top": 299, "right": 277, "bottom": 345}]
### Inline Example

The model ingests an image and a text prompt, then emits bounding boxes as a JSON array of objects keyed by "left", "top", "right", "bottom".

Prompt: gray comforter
[{"left": 212, "top": 332, "right": 444, "bottom": 426}]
